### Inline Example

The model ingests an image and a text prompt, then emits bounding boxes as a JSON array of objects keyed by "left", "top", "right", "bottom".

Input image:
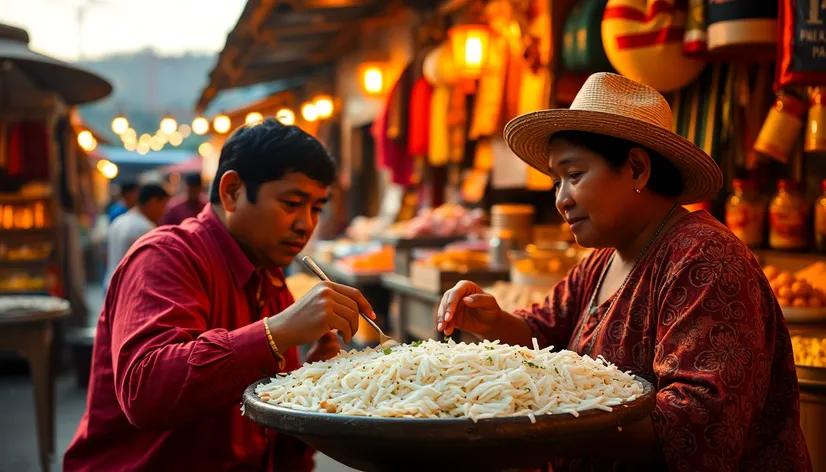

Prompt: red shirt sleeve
[
  {"left": 650, "top": 239, "right": 796, "bottom": 470},
  {"left": 513, "top": 251, "right": 606, "bottom": 349},
  {"left": 109, "top": 244, "right": 282, "bottom": 431}
]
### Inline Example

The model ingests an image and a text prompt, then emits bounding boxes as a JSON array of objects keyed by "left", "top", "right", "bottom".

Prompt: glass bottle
[
  {"left": 725, "top": 179, "right": 766, "bottom": 247},
  {"left": 769, "top": 180, "right": 811, "bottom": 251}
]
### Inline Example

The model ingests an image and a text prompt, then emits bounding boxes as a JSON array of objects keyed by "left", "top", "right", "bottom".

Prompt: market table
[{"left": 0, "top": 297, "right": 70, "bottom": 472}]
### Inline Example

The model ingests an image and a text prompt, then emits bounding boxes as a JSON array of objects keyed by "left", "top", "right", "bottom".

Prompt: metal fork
[{"left": 301, "top": 255, "right": 398, "bottom": 348}]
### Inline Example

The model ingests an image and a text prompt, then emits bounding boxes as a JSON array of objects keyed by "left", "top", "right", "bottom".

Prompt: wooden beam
[{"left": 262, "top": 21, "right": 347, "bottom": 37}]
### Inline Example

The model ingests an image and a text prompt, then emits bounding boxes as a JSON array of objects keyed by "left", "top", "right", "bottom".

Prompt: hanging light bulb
[
  {"left": 301, "top": 102, "right": 318, "bottom": 122},
  {"left": 361, "top": 64, "right": 384, "bottom": 95},
  {"left": 77, "top": 130, "right": 97, "bottom": 152},
  {"left": 111, "top": 116, "right": 129, "bottom": 135},
  {"left": 245, "top": 112, "right": 264, "bottom": 124},
  {"left": 198, "top": 142, "right": 213, "bottom": 158},
  {"left": 276, "top": 108, "right": 295, "bottom": 126},
  {"left": 192, "top": 116, "right": 209, "bottom": 135},
  {"left": 213, "top": 114, "right": 231, "bottom": 134},
  {"left": 314, "top": 95, "right": 334, "bottom": 119},
  {"left": 160, "top": 116, "right": 178, "bottom": 135},
  {"left": 168, "top": 131, "right": 183, "bottom": 146},
  {"left": 96, "top": 159, "right": 119, "bottom": 179}
]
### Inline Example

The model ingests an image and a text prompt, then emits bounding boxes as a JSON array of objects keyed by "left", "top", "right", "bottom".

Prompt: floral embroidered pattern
[{"left": 515, "top": 212, "right": 810, "bottom": 471}]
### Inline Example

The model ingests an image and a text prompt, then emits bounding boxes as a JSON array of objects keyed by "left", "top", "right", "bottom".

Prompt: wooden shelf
[
  {"left": 0, "top": 259, "right": 51, "bottom": 269},
  {"left": 0, "top": 194, "right": 51, "bottom": 204},
  {"left": 0, "top": 229, "right": 54, "bottom": 237}
]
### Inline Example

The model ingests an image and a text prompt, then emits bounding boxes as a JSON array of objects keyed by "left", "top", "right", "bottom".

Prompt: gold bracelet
[{"left": 262, "top": 317, "right": 285, "bottom": 370}]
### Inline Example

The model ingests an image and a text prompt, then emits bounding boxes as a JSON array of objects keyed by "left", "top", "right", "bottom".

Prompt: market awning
[{"left": 194, "top": 0, "right": 401, "bottom": 113}]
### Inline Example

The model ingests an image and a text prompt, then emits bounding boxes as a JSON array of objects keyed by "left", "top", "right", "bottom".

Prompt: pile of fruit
[
  {"left": 764, "top": 266, "right": 826, "bottom": 309},
  {"left": 791, "top": 335, "right": 826, "bottom": 368}
]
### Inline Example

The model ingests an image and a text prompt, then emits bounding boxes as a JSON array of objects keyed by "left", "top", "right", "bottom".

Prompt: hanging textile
[
  {"left": 428, "top": 86, "right": 451, "bottom": 166},
  {"left": 407, "top": 77, "right": 433, "bottom": 158}
]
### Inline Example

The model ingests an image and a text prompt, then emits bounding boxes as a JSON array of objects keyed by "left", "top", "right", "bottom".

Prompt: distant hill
[
  {"left": 75, "top": 49, "right": 212, "bottom": 145},
  {"left": 75, "top": 48, "right": 286, "bottom": 146}
]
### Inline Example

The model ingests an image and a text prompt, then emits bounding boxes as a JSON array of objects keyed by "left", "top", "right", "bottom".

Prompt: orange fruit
[
  {"left": 778, "top": 286, "right": 794, "bottom": 300},
  {"left": 792, "top": 297, "right": 809, "bottom": 308},
  {"left": 763, "top": 266, "right": 779, "bottom": 281},
  {"left": 808, "top": 296, "right": 823, "bottom": 308},
  {"left": 776, "top": 272, "right": 794, "bottom": 287},
  {"left": 778, "top": 298, "right": 791, "bottom": 307},
  {"left": 791, "top": 281, "right": 812, "bottom": 298}
]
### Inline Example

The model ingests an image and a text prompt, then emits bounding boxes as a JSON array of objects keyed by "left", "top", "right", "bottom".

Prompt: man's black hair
[
  {"left": 138, "top": 183, "right": 170, "bottom": 205},
  {"left": 184, "top": 173, "right": 202, "bottom": 187},
  {"left": 549, "top": 131, "right": 684, "bottom": 198},
  {"left": 209, "top": 118, "right": 337, "bottom": 205},
  {"left": 120, "top": 182, "right": 139, "bottom": 195}
]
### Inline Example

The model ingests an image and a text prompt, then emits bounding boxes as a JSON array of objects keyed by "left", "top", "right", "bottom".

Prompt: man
[
  {"left": 106, "top": 181, "right": 139, "bottom": 223},
  {"left": 65, "top": 119, "right": 372, "bottom": 471},
  {"left": 102, "top": 183, "right": 169, "bottom": 291},
  {"left": 160, "top": 172, "right": 207, "bottom": 226}
]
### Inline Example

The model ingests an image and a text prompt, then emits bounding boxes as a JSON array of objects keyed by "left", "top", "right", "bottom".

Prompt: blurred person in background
[
  {"left": 102, "top": 183, "right": 169, "bottom": 291},
  {"left": 106, "top": 181, "right": 139, "bottom": 223},
  {"left": 65, "top": 119, "right": 370, "bottom": 471},
  {"left": 161, "top": 172, "right": 207, "bottom": 226}
]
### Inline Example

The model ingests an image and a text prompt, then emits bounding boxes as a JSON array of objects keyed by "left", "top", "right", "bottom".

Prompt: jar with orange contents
[
  {"left": 769, "top": 179, "right": 811, "bottom": 251},
  {"left": 725, "top": 179, "right": 766, "bottom": 247}
]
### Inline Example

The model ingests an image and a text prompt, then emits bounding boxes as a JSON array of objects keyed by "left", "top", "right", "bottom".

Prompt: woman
[{"left": 437, "top": 73, "right": 811, "bottom": 471}]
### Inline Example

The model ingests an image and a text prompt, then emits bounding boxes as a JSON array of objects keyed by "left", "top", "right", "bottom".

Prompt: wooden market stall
[{"left": 0, "top": 22, "right": 112, "bottom": 471}]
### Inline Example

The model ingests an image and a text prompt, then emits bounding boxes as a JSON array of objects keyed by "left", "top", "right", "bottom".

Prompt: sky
[{"left": 0, "top": 0, "right": 247, "bottom": 62}]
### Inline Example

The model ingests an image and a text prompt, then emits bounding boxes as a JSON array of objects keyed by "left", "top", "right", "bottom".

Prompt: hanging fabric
[
  {"left": 428, "top": 86, "right": 451, "bottom": 166},
  {"left": 407, "top": 77, "right": 433, "bottom": 158}
]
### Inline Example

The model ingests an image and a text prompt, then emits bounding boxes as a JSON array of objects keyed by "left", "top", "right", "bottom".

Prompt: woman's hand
[{"left": 436, "top": 281, "right": 505, "bottom": 337}]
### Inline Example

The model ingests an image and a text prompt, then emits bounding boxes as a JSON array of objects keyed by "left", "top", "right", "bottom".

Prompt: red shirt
[
  {"left": 160, "top": 195, "right": 207, "bottom": 226},
  {"left": 518, "top": 212, "right": 811, "bottom": 471},
  {"left": 65, "top": 206, "right": 313, "bottom": 471}
]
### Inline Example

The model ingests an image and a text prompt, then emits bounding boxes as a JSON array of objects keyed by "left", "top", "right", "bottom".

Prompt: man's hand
[
  {"left": 267, "top": 281, "right": 374, "bottom": 351},
  {"left": 305, "top": 331, "right": 342, "bottom": 363}
]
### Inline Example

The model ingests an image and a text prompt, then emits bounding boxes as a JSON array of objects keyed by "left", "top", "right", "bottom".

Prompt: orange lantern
[
  {"left": 359, "top": 63, "right": 384, "bottom": 96},
  {"left": 448, "top": 24, "right": 492, "bottom": 79}
]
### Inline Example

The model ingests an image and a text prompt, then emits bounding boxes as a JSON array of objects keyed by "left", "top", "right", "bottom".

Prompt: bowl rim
[{"left": 242, "top": 375, "right": 656, "bottom": 439}]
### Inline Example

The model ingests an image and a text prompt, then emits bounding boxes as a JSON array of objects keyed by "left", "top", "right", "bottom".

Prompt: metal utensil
[{"left": 301, "top": 256, "right": 398, "bottom": 348}]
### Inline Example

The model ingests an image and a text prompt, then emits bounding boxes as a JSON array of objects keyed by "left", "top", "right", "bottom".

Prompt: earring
[{"left": 635, "top": 188, "right": 641, "bottom": 194}]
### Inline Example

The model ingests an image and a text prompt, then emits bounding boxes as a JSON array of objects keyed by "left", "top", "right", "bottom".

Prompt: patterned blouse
[{"left": 517, "top": 211, "right": 811, "bottom": 472}]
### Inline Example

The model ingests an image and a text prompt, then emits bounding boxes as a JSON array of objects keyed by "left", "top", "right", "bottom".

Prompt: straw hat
[{"left": 504, "top": 73, "right": 722, "bottom": 204}]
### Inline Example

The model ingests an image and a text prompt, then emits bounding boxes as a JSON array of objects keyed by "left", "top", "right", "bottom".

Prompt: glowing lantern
[
  {"left": 276, "top": 108, "right": 295, "bottom": 126},
  {"left": 198, "top": 142, "right": 213, "bottom": 158},
  {"left": 111, "top": 116, "right": 129, "bottom": 135},
  {"left": 96, "top": 159, "right": 119, "bottom": 179},
  {"left": 213, "top": 114, "right": 231, "bottom": 134},
  {"left": 448, "top": 24, "right": 492, "bottom": 79},
  {"left": 301, "top": 102, "right": 318, "bottom": 122},
  {"left": 77, "top": 130, "right": 97, "bottom": 152},
  {"left": 361, "top": 64, "right": 384, "bottom": 95},
  {"left": 160, "top": 117, "right": 178, "bottom": 135},
  {"left": 245, "top": 112, "right": 263, "bottom": 124},
  {"left": 192, "top": 117, "right": 209, "bottom": 135},
  {"left": 314, "top": 95, "right": 334, "bottom": 119}
]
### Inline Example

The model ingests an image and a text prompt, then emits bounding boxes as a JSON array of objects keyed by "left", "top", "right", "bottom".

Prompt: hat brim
[{"left": 503, "top": 109, "right": 723, "bottom": 204}]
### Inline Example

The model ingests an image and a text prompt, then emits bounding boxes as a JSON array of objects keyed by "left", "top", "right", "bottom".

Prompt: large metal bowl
[{"left": 242, "top": 377, "right": 656, "bottom": 471}]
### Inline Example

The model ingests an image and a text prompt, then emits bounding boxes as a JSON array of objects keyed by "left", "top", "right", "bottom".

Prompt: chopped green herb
[
  {"left": 524, "top": 387, "right": 531, "bottom": 392},
  {"left": 484, "top": 346, "right": 495, "bottom": 351},
  {"left": 443, "top": 335, "right": 451, "bottom": 342},
  {"left": 522, "top": 360, "right": 543, "bottom": 369},
  {"left": 411, "top": 340, "right": 423, "bottom": 347},
  {"left": 383, "top": 347, "right": 392, "bottom": 355},
  {"left": 486, "top": 356, "right": 493, "bottom": 364},
  {"left": 554, "top": 367, "right": 559, "bottom": 374}
]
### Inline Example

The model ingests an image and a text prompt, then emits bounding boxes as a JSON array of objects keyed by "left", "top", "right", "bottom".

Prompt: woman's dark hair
[
  {"left": 549, "top": 130, "right": 683, "bottom": 198},
  {"left": 209, "top": 118, "right": 337, "bottom": 204}
]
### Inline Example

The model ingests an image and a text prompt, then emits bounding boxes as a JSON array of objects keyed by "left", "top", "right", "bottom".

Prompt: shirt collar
[
  {"left": 198, "top": 205, "right": 288, "bottom": 289},
  {"left": 198, "top": 205, "right": 256, "bottom": 288}
]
